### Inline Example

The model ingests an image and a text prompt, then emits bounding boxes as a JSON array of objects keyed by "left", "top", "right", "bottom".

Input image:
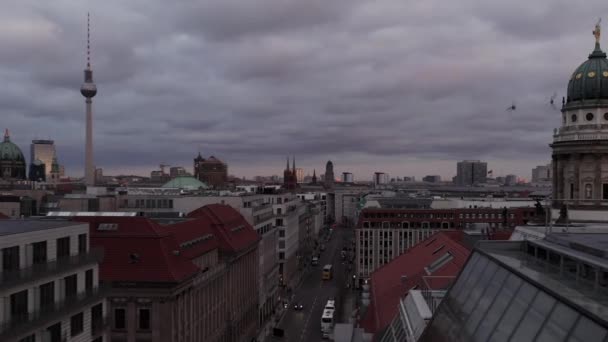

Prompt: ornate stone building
[
  {"left": 0, "top": 130, "right": 26, "bottom": 180},
  {"left": 552, "top": 22, "right": 608, "bottom": 209},
  {"left": 194, "top": 153, "right": 228, "bottom": 188},
  {"left": 282, "top": 157, "right": 297, "bottom": 191}
]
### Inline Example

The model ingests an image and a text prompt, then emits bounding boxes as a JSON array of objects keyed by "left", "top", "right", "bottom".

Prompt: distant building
[
  {"left": 28, "top": 159, "right": 46, "bottom": 182},
  {"left": 324, "top": 161, "right": 335, "bottom": 189},
  {"left": 342, "top": 172, "right": 354, "bottom": 183},
  {"left": 169, "top": 166, "right": 187, "bottom": 178},
  {"left": 532, "top": 164, "right": 552, "bottom": 183},
  {"left": 403, "top": 176, "right": 415, "bottom": 182},
  {"left": 193, "top": 153, "right": 228, "bottom": 188},
  {"left": 0, "top": 130, "right": 26, "bottom": 180},
  {"left": 0, "top": 220, "right": 106, "bottom": 342},
  {"left": 454, "top": 160, "right": 487, "bottom": 186},
  {"left": 505, "top": 174, "right": 518, "bottom": 186},
  {"left": 423, "top": 175, "right": 441, "bottom": 183},
  {"left": 95, "top": 167, "right": 103, "bottom": 183},
  {"left": 294, "top": 167, "right": 304, "bottom": 183},
  {"left": 373, "top": 172, "right": 389, "bottom": 187},
  {"left": 30, "top": 139, "right": 57, "bottom": 180},
  {"left": 282, "top": 157, "right": 298, "bottom": 191}
]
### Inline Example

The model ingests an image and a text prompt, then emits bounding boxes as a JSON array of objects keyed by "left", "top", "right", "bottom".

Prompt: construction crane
[{"left": 159, "top": 163, "right": 170, "bottom": 175}]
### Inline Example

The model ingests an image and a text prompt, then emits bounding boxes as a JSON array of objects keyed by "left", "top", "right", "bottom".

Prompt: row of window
[
  {"left": 113, "top": 307, "right": 151, "bottom": 331},
  {"left": 567, "top": 112, "right": 608, "bottom": 123},
  {"left": 3, "top": 234, "right": 87, "bottom": 272},
  {"left": 362, "top": 210, "right": 526, "bottom": 220},
  {"left": 568, "top": 183, "right": 608, "bottom": 200},
  {"left": 132, "top": 198, "right": 174, "bottom": 209}
]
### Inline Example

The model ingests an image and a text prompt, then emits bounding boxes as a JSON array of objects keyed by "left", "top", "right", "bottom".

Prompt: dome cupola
[
  {"left": 0, "top": 129, "right": 25, "bottom": 162},
  {"left": 567, "top": 20, "right": 608, "bottom": 104}
]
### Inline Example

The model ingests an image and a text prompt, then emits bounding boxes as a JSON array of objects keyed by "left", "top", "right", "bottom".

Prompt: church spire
[
  {"left": 286, "top": 156, "right": 290, "bottom": 171},
  {"left": 292, "top": 156, "right": 296, "bottom": 173}
]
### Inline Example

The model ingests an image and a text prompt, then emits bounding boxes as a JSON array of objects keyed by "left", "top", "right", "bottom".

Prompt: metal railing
[
  {"left": 252, "top": 203, "right": 272, "bottom": 213},
  {"left": 0, "top": 285, "right": 108, "bottom": 337},
  {"left": 0, "top": 248, "right": 104, "bottom": 291}
]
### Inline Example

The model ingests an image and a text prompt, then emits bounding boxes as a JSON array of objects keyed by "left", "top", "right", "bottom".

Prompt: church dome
[
  {"left": 0, "top": 131, "right": 25, "bottom": 162},
  {"left": 567, "top": 41, "right": 608, "bottom": 103}
]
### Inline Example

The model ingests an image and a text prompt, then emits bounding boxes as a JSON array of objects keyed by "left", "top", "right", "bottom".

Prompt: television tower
[{"left": 80, "top": 13, "right": 97, "bottom": 186}]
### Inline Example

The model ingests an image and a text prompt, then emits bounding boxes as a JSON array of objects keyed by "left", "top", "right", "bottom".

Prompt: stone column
[
  {"left": 595, "top": 154, "right": 602, "bottom": 204},
  {"left": 573, "top": 154, "right": 581, "bottom": 202},
  {"left": 552, "top": 155, "right": 559, "bottom": 206}
]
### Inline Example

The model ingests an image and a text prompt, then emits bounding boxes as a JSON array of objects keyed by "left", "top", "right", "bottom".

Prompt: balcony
[
  {"left": 0, "top": 247, "right": 104, "bottom": 291},
  {"left": 252, "top": 203, "right": 272, "bottom": 213},
  {"left": 0, "top": 285, "right": 108, "bottom": 340},
  {"left": 254, "top": 211, "right": 274, "bottom": 225}
]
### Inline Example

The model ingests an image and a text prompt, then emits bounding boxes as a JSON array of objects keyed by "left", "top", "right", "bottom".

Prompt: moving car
[
  {"left": 293, "top": 302, "right": 304, "bottom": 311},
  {"left": 311, "top": 256, "right": 319, "bottom": 266}
]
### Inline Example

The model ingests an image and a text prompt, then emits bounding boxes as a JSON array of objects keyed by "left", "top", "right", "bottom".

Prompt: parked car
[{"left": 312, "top": 256, "right": 319, "bottom": 266}]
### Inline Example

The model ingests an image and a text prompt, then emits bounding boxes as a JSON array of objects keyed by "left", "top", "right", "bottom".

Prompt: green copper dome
[
  {"left": 567, "top": 42, "right": 608, "bottom": 103},
  {"left": 0, "top": 131, "right": 25, "bottom": 162}
]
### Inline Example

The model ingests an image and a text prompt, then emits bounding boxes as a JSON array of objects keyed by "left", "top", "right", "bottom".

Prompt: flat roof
[
  {"left": 545, "top": 233, "right": 608, "bottom": 259},
  {"left": 0, "top": 220, "right": 83, "bottom": 236}
]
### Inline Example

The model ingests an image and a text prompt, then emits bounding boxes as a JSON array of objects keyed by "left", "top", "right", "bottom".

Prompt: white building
[
  {"left": 0, "top": 220, "right": 106, "bottom": 342},
  {"left": 531, "top": 164, "right": 552, "bottom": 183}
]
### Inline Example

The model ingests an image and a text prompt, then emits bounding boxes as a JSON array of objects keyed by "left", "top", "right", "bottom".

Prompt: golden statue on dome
[{"left": 594, "top": 18, "right": 601, "bottom": 44}]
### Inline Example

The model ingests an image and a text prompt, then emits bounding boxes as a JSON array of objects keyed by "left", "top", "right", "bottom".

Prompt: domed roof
[
  {"left": 162, "top": 176, "right": 208, "bottom": 190},
  {"left": 0, "top": 130, "right": 25, "bottom": 162},
  {"left": 567, "top": 24, "right": 608, "bottom": 103}
]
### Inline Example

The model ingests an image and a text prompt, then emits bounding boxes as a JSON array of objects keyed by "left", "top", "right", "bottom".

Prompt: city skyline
[{"left": 1, "top": 1, "right": 603, "bottom": 179}]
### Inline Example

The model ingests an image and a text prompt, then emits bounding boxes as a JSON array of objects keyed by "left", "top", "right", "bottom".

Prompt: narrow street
[{"left": 269, "top": 226, "right": 355, "bottom": 341}]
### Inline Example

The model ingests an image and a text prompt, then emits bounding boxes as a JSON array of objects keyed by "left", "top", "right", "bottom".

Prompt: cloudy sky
[{"left": 2, "top": 1, "right": 607, "bottom": 181}]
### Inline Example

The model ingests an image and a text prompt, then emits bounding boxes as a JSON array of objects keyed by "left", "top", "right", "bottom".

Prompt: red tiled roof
[
  {"left": 160, "top": 218, "right": 218, "bottom": 260},
  {"left": 187, "top": 204, "right": 260, "bottom": 253},
  {"left": 75, "top": 217, "right": 200, "bottom": 283},
  {"left": 361, "top": 230, "right": 471, "bottom": 336}
]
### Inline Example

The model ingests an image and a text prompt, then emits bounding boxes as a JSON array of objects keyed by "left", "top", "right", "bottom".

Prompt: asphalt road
[{"left": 274, "top": 227, "right": 353, "bottom": 341}]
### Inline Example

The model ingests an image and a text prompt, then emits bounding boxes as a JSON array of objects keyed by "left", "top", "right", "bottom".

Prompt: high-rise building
[
  {"left": 373, "top": 172, "right": 389, "bottom": 186},
  {"left": 532, "top": 164, "right": 552, "bottom": 183},
  {"left": 324, "top": 161, "right": 335, "bottom": 189},
  {"left": 169, "top": 166, "right": 187, "bottom": 178},
  {"left": 342, "top": 172, "right": 354, "bottom": 183},
  {"left": 30, "top": 140, "right": 56, "bottom": 179},
  {"left": 80, "top": 14, "right": 97, "bottom": 186},
  {"left": 454, "top": 160, "right": 487, "bottom": 186}
]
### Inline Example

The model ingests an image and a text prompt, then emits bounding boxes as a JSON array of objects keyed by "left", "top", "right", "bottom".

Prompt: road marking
[{"left": 299, "top": 296, "right": 317, "bottom": 342}]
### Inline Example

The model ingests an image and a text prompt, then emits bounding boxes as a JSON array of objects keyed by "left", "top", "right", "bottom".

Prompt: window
[
  {"left": 139, "top": 308, "right": 151, "bottom": 330},
  {"left": 3, "top": 246, "right": 19, "bottom": 271},
  {"left": 277, "top": 208, "right": 282, "bottom": 215},
  {"left": 86, "top": 269, "right": 94, "bottom": 291},
  {"left": 279, "top": 229, "right": 285, "bottom": 237},
  {"left": 64, "top": 274, "right": 77, "bottom": 299},
  {"left": 279, "top": 252, "right": 285, "bottom": 260},
  {"left": 40, "top": 281, "right": 55, "bottom": 312},
  {"left": 570, "top": 183, "right": 575, "bottom": 199},
  {"left": 585, "top": 184, "right": 593, "bottom": 199},
  {"left": 586, "top": 112, "right": 594, "bottom": 121},
  {"left": 604, "top": 184, "right": 608, "bottom": 200},
  {"left": 78, "top": 234, "right": 87, "bottom": 253},
  {"left": 115, "top": 308, "right": 126, "bottom": 329},
  {"left": 91, "top": 303, "right": 103, "bottom": 334},
  {"left": 571, "top": 114, "right": 577, "bottom": 122},
  {"left": 57, "top": 237, "right": 70, "bottom": 258},
  {"left": 11, "top": 290, "right": 28, "bottom": 319},
  {"left": 33, "top": 241, "right": 47, "bottom": 264},
  {"left": 605, "top": 113, "right": 608, "bottom": 121},
  {"left": 276, "top": 218, "right": 283, "bottom": 226},
  {"left": 70, "top": 312, "right": 84, "bottom": 336}
]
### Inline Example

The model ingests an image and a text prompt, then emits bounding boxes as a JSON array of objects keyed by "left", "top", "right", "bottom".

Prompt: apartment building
[{"left": 0, "top": 220, "right": 106, "bottom": 342}]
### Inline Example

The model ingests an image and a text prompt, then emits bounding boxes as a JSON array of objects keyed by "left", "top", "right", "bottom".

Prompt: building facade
[
  {"left": 324, "top": 161, "right": 335, "bottom": 189},
  {"left": 532, "top": 164, "right": 552, "bottom": 183},
  {"left": 81, "top": 204, "right": 259, "bottom": 342},
  {"left": 342, "top": 172, "right": 354, "bottom": 183},
  {"left": 422, "top": 175, "right": 441, "bottom": 183},
  {"left": 30, "top": 140, "right": 57, "bottom": 181},
  {"left": 0, "top": 130, "right": 26, "bottom": 180},
  {"left": 454, "top": 160, "right": 487, "bottom": 186},
  {"left": 193, "top": 154, "right": 228, "bottom": 188},
  {"left": 0, "top": 220, "right": 106, "bottom": 342},
  {"left": 355, "top": 206, "right": 536, "bottom": 279}
]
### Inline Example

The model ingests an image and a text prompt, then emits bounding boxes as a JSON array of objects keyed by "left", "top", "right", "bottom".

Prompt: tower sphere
[{"left": 80, "top": 82, "right": 97, "bottom": 98}]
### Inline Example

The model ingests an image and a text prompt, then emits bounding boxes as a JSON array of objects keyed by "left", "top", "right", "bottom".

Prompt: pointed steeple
[
  {"left": 292, "top": 156, "right": 296, "bottom": 173},
  {"left": 286, "top": 156, "right": 290, "bottom": 171},
  {"left": 3, "top": 129, "right": 9, "bottom": 142}
]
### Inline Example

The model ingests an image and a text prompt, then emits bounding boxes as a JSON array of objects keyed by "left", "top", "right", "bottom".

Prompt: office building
[
  {"left": 30, "top": 140, "right": 57, "bottom": 180},
  {"left": 0, "top": 220, "right": 106, "bottom": 342},
  {"left": 324, "top": 161, "right": 335, "bottom": 189},
  {"left": 295, "top": 168, "right": 304, "bottom": 183},
  {"left": 355, "top": 206, "right": 535, "bottom": 279},
  {"left": 454, "top": 160, "right": 487, "bottom": 186},
  {"left": 505, "top": 174, "right": 518, "bottom": 186}
]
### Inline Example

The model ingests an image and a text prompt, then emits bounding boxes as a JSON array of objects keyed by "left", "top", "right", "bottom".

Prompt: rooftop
[
  {"left": 0, "top": 219, "right": 82, "bottom": 236},
  {"left": 478, "top": 238, "right": 608, "bottom": 323}
]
